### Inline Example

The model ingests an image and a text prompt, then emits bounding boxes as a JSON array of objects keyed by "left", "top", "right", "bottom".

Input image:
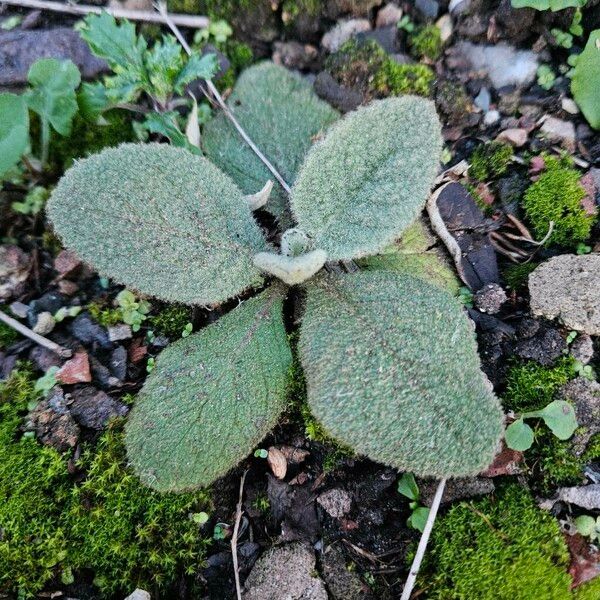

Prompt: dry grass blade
[{"left": 231, "top": 469, "right": 249, "bottom": 600}]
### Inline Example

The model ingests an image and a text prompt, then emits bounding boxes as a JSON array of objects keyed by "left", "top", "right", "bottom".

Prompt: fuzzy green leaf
[
  {"left": 291, "top": 96, "right": 442, "bottom": 261},
  {"left": 25, "top": 59, "right": 81, "bottom": 136},
  {"left": 572, "top": 30, "right": 600, "bottom": 129},
  {"left": 300, "top": 271, "right": 503, "bottom": 477},
  {"left": 505, "top": 418, "right": 534, "bottom": 451},
  {"left": 125, "top": 289, "right": 292, "bottom": 491},
  {"left": 47, "top": 143, "right": 268, "bottom": 306},
  {"left": 202, "top": 62, "right": 339, "bottom": 223},
  {"left": 0, "top": 93, "right": 29, "bottom": 177}
]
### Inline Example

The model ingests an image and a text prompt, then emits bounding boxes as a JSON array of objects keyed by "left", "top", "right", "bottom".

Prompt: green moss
[
  {"left": 226, "top": 39, "right": 254, "bottom": 71},
  {"left": 502, "top": 261, "right": 539, "bottom": 290},
  {"left": 0, "top": 365, "right": 71, "bottom": 598},
  {"left": 49, "top": 110, "right": 135, "bottom": 171},
  {"left": 503, "top": 357, "right": 575, "bottom": 413},
  {"left": 422, "top": 484, "right": 572, "bottom": 600},
  {"left": 148, "top": 304, "right": 192, "bottom": 338},
  {"left": 282, "top": 0, "right": 322, "bottom": 20},
  {"left": 167, "top": 0, "right": 201, "bottom": 13},
  {"left": 67, "top": 421, "right": 212, "bottom": 594},
  {"left": 523, "top": 156, "right": 595, "bottom": 248},
  {"left": 327, "top": 39, "right": 434, "bottom": 99},
  {"left": 582, "top": 433, "right": 600, "bottom": 461},
  {"left": 409, "top": 25, "right": 443, "bottom": 61},
  {"left": 469, "top": 141, "right": 514, "bottom": 181},
  {"left": 0, "top": 317, "right": 19, "bottom": 349},
  {"left": 574, "top": 576, "right": 600, "bottom": 599},
  {"left": 88, "top": 300, "right": 122, "bottom": 328}
]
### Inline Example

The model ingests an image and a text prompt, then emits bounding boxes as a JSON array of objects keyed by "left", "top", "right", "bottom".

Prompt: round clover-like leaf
[
  {"left": 505, "top": 418, "right": 534, "bottom": 451},
  {"left": 125, "top": 289, "right": 292, "bottom": 491},
  {"left": 203, "top": 62, "right": 339, "bottom": 223},
  {"left": 47, "top": 143, "right": 269, "bottom": 306},
  {"left": 291, "top": 96, "right": 442, "bottom": 261},
  {"left": 299, "top": 270, "right": 504, "bottom": 478},
  {"left": 0, "top": 93, "right": 29, "bottom": 177}
]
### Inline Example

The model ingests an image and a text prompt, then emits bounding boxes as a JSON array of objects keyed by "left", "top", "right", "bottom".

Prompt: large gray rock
[
  {"left": 0, "top": 28, "right": 107, "bottom": 86},
  {"left": 558, "top": 484, "right": 600, "bottom": 510},
  {"left": 529, "top": 254, "right": 600, "bottom": 336},
  {"left": 243, "top": 543, "right": 328, "bottom": 600},
  {"left": 559, "top": 377, "right": 600, "bottom": 455}
]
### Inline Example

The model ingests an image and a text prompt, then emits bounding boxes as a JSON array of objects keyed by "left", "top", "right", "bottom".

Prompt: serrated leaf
[
  {"left": 0, "top": 93, "right": 29, "bottom": 177},
  {"left": 125, "top": 289, "right": 292, "bottom": 491},
  {"left": 175, "top": 52, "right": 218, "bottom": 91},
  {"left": 300, "top": 271, "right": 504, "bottom": 477},
  {"left": 143, "top": 111, "right": 200, "bottom": 154},
  {"left": 77, "top": 82, "right": 110, "bottom": 121},
  {"left": 408, "top": 506, "right": 430, "bottom": 532},
  {"left": 202, "top": 62, "right": 339, "bottom": 223},
  {"left": 291, "top": 97, "right": 442, "bottom": 261},
  {"left": 397, "top": 472, "right": 419, "bottom": 501},
  {"left": 505, "top": 418, "right": 534, "bottom": 451},
  {"left": 47, "top": 143, "right": 268, "bottom": 306},
  {"left": 539, "top": 400, "right": 578, "bottom": 440},
  {"left": 572, "top": 29, "right": 600, "bottom": 129},
  {"left": 25, "top": 58, "right": 81, "bottom": 136}
]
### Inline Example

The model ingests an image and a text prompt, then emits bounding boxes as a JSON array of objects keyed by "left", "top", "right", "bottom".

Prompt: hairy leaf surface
[
  {"left": 125, "top": 289, "right": 292, "bottom": 491},
  {"left": 300, "top": 271, "right": 503, "bottom": 477},
  {"left": 47, "top": 143, "right": 268, "bottom": 305},
  {"left": 0, "top": 93, "right": 29, "bottom": 177},
  {"left": 202, "top": 62, "right": 339, "bottom": 222},
  {"left": 291, "top": 97, "right": 442, "bottom": 260}
]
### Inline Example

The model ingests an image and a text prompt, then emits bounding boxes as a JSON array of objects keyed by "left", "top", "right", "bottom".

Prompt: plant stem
[
  {"left": 155, "top": 1, "right": 293, "bottom": 195},
  {"left": 400, "top": 477, "right": 446, "bottom": 600},
  {"left": 40, "top": 118, "right": 50, "bottom": 168}
]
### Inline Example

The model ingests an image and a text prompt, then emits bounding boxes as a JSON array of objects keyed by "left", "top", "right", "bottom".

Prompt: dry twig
[
  {"left": 155, "top": 2, "right": 293, "bottom": 195},
  {"left": 1, "top": 0, "right": 209, "bottom": 27},
  {"left": 400, "top": 478, "right": 447, "bottom": 600},
  {"left": 231, "top": 469, "right": 249, "bottom": 600},
  {"left": 0, "top": 310, "right": 72, "bottom": 358}
]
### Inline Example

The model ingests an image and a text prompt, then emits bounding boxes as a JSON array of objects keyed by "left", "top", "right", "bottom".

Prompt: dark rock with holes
[
  {"left": 67, "top": 385, "right": 128, "bottom": 429},
  {"left": 513, "top": 319, "right": 566, "bottom": 366},
  {"left": 474, "top": 283, "right": 507, "bottom": 314},
  {"left": 314, "top": 71, "right": 363, "bottom": 112},
  {"left": 570, "top": 334, "right": 594, "bottom": 365},
  {"left": 559, "top": 377, "right": 600, "bottom": 456},
  {"left": 0, "top": 28, "right": 107, "bottom": 86}
]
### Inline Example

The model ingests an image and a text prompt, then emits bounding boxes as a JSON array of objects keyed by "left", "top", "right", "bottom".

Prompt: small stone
[
  {"left": 376, "top": 3, "right": 403, "bottom": 28},
  {"left": 54, "top": 249, "right": 82, "bottom": 277},
  {"left": 317, "top": 488, "right": 352, "bottom": 518},
  {"left": 267, "top": 446, "right": 287, "bottom": 480},
  {"left": 109, "top": 345, "right": 128, "bottom": 381},
  {"left": 570, "top": 334, "right": 594, "bottom": 365},
  {"left": 474, "top": 86, "right": 491, "bottom": 112},
  {"left": 456, "top": 42, "right": 538, "bottom": 89},
  {"left": 416, "top": 0, "right": 439, "bottom": 19},
  {"left": 540, "top": 116, "right": 576, "bottom": 152},
  {"left": 557, "top": 484, "right": 600, "bottom": 510},
  {"left": 272, "top": 41, "right": 318, "bottom": 70},
  {"left": 33, "top": 311, "right": 55, "bottom": 335},
  {"left": 313, "top": 71, "right": 362, "bottom": 113},
  {"left": 124, "top": 590, "right": 151, "bottom": 600},
  {"left": 321, "top": 545, "right": 374, "bottom": 600},
  {"left": 529, "top": 254, "right": 600, "bottom": 335},
  {"left": 496, "top": 127, "right": 528, "bottom": 147},
  {"left": 70, "top": 313, "right": 111, "bottom": 349},
  {"left": 436, "top": 14, "right": 453, "bottom": 43},
  {"left": 514, "top": 323, "right": 565, "bottom": 366},
  {"left": 56, "top": 351, "right": 91, "bottom": 384},
  {"left": 243, "top": 542, "right": 327, "bottom": 600},
  {"left": 561, "top": 97, "right": 579, "bottom": 115},
  {"left": 68, "top": 385, "right": 128, "bottom": 429},
  {"left": 484, "top": 110, "right": 500, "bottom": 126},
  {"left": 474, "top": 283, "right": 507, "bottom": 314},
  {"left": 321, "top": 18, "right": 371, "bottom": 53},
  {"left": 277, "top": 445, "right": 310, "bottom": 465},
  {"left": 9, "top": 301, "right": 28, "bottom": 319},
  {"left": 29, "top": 345, "right": 63, "bottom": 372},
  {"left": 108, "top": 323, "right": 132, "bottom": 342},
  {"left": 58, "top": 280, "right": 79, "bottom": 295},
  {"left": 449, "top": 0, "right": 471, "bottom": 15},
  {"left": 0, "top": 245, "right": 30, "bottom": 301}
]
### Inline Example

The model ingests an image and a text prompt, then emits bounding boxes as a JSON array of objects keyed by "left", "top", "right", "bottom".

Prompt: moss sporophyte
[{"left": 47, "top": 62, "right": 504, "bottom": 493}]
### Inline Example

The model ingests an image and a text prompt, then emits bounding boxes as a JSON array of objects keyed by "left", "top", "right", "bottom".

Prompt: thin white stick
[
  {"left": 155, "top": 2, "right": 293, "bottom": 195},
  {"left": 0, "top": 310, "right": 72, "bottom": 358},
  {"left": 400, "top": 478, "right": 447, "bottom": 600},
  {"left": 0, "top": 0, "right": 210, "bottom": 28},
  {"left": 231, "top": 469, "right": 248, "bottom": 600}
]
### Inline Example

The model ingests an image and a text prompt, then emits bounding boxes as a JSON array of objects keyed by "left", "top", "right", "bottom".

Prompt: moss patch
[
  {"left": 523, "top": 156, "right": 595, "bottom": 248},
  {"left": 503, "top": 357, "right": 575, "bottom": 413},
  {"left": 148, "top": 304, "right": 192, "bottom": 338},
  {"left": 469, "top": 141, "right": 514, "bottom": 182},
  {"left": 422, "top": 484, "right": 572, "bottom": 600},
  {"left": 409, "top": 25, "right": 442, "bottom": 61},
  {"left": 502, "top": 261, "right": 539, "bottom": 290}
]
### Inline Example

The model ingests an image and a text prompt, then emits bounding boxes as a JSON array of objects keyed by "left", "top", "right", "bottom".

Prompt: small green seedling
[
  {"left": 194, "top": 19, "right": 233, "bottom": 45},
  {"left": 576, "top": 242, "right": 592, "bottom": 255},
  {"left": 213, "top": 523, "right": 229, "bottom": 540},
  {"left": 574, "top": 515, "right": 600, "bottom": 541},
  {"left": 34, "top": 366, "right": 59, "bottom": 401},
  {"left": 54, "top": 306, "right": 82, "bottom": 323},
  {"left": 398, "top": 473, "right": 430, "bottom": 533},
  {"left": 146, "top": 357, "right": 155, "bottom": 373},
  {"left": 11, "top": 186, "right": 50, "bottom": 216},
  {"left": 574, "top": 360, "right": 595, "bottom": 381},
  {"left": 181, "top": 322, "right": 193, "bottom": 338},
  {"left": 505, "top": 400, "right": 578, "bottom": 451},
  {"left": 254, "top": 448, "right": 268, "bottom": 459},
  {"left": 537, "top": 65, "right": 556, "bottom": 90},
  {"left": 191, "top": 511, "right": 209, "bottom": 525},
  {"left": 116, "top": 289, "right": 150, "bottom": 332},
  {"left": 397, "top": 15, "right": 415, "bottom": 33}
]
